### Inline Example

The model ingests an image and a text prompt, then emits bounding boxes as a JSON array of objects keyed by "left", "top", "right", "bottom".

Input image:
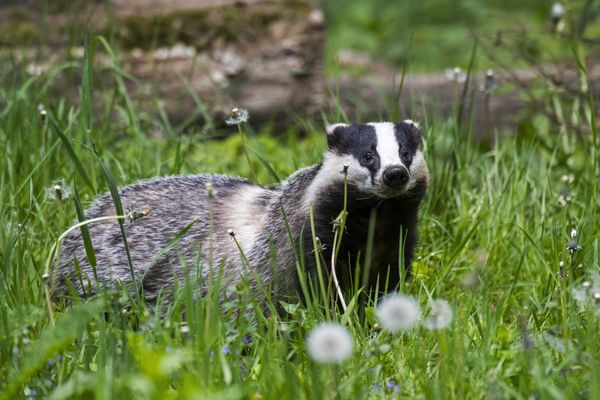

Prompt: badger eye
[
  {"left": 401, "top": 150, "right": 411, "bottom": 159},
  {"left": 363, "top": 153, "right": 375, "bottom": 164}
]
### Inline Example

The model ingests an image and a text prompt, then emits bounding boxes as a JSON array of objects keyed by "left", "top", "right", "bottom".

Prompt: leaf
[
  {"left": 140, "top": 220, "right": 197, "bottom": 285},
  {"left": 1, "top": 299, "right": 104, "bottom": 400},
  {"left": 280, "top": 301, "right": 300, "bottom": 315},
  {"left": 47, "top": 114, "right": 95, "bottom": 192},
  {"left": 73, "top": 184, "right": 97, "bottom": 271},
  {"left": 1, "top": 305, "right": 44, "bottom": 341},
  {"left": 250, "top": 149, "right": 281, "bottom": 183},
  {"left": 90, "top": 145, "right": 138, "bottom": 298},
  {"left": 48, "top": 372, "right": 96, "bottom": 400},
  {"left": 364, "top": 306, "right": 377, "bottom": 327}
]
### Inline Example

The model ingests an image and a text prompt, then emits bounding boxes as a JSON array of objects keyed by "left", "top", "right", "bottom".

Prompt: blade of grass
[
  {"left": 90, "top": 145, "right": 139, "bottom": 300},
  {"left": 72, "top": 183, "right": 97, "bottom": 277},
  {"left": 1, "top": 299, "right": 104, "bottom": 400},
  {"left": 139, "top": 219, "right": 197, "bottom": 285},
  {"left": 251, "top": 149, "right": 281, "bottom": 183},
  {"left": 47, "top": 114, "right": 95, "bottom": 192}
]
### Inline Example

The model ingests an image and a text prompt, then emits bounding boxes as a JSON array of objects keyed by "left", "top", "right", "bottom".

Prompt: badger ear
[
  {"left": 402, "top": 119, "right": 422, "bottom": 142},
  {"left": 326, "top": 123, "right": 349, "bottom": 136},
  {"left": 325, "top": 123, "right": 349, "bottom": 149}
]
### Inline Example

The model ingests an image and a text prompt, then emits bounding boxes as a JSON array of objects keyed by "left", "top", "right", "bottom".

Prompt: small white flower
[
  {"left": 376, "top": 293, "right": 421, "bottom": 333},
  {"left": 423, "top": 299, "right": 453, "bottom": 330},
  {"left": 306, "top": 323, "right": 353, "bottom": 364},
  {"left": 225, "top": 108, "right": 249, "bottom": 125},
  {"left": 45, "top": 179, "right": 72, "bottom": 201}
]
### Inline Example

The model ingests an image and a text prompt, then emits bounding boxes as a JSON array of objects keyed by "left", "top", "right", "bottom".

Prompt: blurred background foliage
[{"left": 321, "top": 0, "right": 599, "bottom": 71}]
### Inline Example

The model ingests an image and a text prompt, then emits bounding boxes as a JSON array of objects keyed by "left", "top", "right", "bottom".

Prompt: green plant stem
[
  {"left": 43, "top": 214, "right": 128, "bottom": 325},
  {"left": 238, "top": 124, "right": 256, "bottom": 180}
]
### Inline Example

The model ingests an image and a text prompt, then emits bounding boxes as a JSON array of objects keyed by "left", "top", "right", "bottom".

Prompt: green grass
[{"left": 1, "top": 27, "right": 600, "bottom": 400}]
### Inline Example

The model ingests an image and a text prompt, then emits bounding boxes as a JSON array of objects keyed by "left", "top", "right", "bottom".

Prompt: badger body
[{"left": 55, "top": 121, "right": 428, "bottom": 303}]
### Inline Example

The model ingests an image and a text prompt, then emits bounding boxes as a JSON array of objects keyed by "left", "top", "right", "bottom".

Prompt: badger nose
[{"left": 382, "top": 166, "right": 409, "bottom": 188}]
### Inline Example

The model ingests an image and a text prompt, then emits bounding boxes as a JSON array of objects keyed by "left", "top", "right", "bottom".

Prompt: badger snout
[{"left": 382, "top": 166, "right": 410, "bottom": 188}]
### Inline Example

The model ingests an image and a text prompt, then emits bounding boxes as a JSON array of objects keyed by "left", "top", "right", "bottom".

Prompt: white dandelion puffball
[
  {"left": 44, "top": 178, "right": 73, "bottom": 201},
  {"left": 423, "top": 299, "right": 453, "bottom": 330},
  {"left": 225, "top": 107, "right": 249, "bottom": 125},
  {"left": 551, "top": 3, "right": 565, "bottom": 19},
  {"left": 376, "top": 293, "right": 421, "bottom": 333},
  {"left": 306, "top": 323, "right": 353, "bottom": 364}
]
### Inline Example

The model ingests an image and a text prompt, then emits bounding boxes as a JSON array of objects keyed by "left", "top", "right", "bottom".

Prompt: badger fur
[{"left": 54, "top": 121, "right": 428, "bottom": 304}]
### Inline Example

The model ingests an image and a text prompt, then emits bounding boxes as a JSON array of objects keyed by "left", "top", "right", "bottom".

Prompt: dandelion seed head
[
  {"left": 445, "top": 67, "right": 467, "bottom": 83},
  {"left": 481, "top": 69, "right": 497, "bottom": 94},
  {"left": 376, "top": 293, "right": 421, "bottom": 333},
  {"left": 45, "top": 179, "right": 72, "bottom": 201},
  {"left": 572, "top": 286, "right": 588, "bottom": 303},
  {"left": 460, "top": 270, "right": 481, "bottom": 290},
  {"left": 225, "top": 107, "right": 249, "bottom": 125},
  {"left": 551, "top": 3, "right": 565, "bottom": 19},
  {"left": 567, "top": 240, "right": 582, "bottom": 254},
  {"left": 306, "top": 323, "right": 353, "bottom": 364},
  {"left": 423, "top": 299, "right": 453, "bottom": 330},
  {"left": 38, "top": 103, "right": 47, "bottom": 121},
  {"left": 558, "top": 261, "right": 566, "bottom": 277},
  {"left": 378, "top": 343, "right": 391, "bottom": 353},
  {"left": 180, "top": 324, "right": 190, "bottom": 334},
  {"left": 582, "top": 281, "right": 592, "bottom": 289},
  {"left": 26, "top": 63, "right": 43, "bottom": 76}
]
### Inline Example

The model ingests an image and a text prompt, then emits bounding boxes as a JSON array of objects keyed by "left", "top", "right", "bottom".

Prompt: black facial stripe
[
  {"left": 394, "top": 122, "right": 421, "bottom": 167},
  {"left": 328, "top": 123, "right": 381, "bottom": 180}
]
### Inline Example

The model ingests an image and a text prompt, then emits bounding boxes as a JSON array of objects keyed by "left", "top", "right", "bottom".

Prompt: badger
[{"left": 53, "top": 121, "right": 428, "bottom": 305}]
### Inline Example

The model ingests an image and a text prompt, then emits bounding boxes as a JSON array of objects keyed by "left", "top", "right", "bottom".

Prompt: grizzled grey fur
[{"left": 54, "top": 121, "right": 429, "bottom": 304}]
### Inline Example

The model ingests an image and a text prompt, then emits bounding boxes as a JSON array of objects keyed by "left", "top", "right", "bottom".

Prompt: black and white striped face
[{"left": 325, "top": 121, "right": 428, "bottom": 198}]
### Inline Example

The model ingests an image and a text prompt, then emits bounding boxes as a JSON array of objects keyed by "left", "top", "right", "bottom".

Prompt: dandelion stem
[
  {"left": 237, "top": 124, "right": 256, "bottom": 180},
  {"left": 310, "top": 206, "right": 330, "bottom": 318},
  {"left": 331, "top": 167, "right": 349, "bottom": 313},
  {"left": 43, "top": 214, "right": 129, "bottom": 325},
  {"left": 559, "top": 265, "right": 570, "bottom": 353}
]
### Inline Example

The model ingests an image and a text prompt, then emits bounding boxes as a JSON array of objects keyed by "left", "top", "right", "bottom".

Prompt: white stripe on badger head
[
  {"left": 302, "top": 152, "right": 369, "bottom": 210},
  {"left": 367, "top": 122, "right": 404, "bottom": 170},
  {"left": 408, "top": 149, "right": 429, "bottom": 187}
]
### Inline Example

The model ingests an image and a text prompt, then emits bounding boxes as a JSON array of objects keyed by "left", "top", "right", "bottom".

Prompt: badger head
[{"left": 324, "top": 121, "right": 428, "bottom": 199}]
